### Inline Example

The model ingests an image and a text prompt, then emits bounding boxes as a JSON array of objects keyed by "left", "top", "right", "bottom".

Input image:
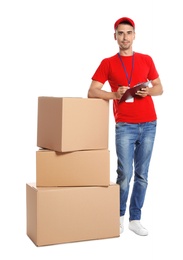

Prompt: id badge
[{"left": 125, "top": 97, "right": 134, "bottom": 103}]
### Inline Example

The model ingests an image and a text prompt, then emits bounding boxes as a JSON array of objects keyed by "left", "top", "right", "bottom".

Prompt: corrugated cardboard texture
[
  {"left": 36, "top": 149, "right": 110, "bottom": 187},
  {"left": 26, "top": 183, "right": 120, "bottom": 246},
  {"left": 37, "top": 97, "right": 109, "bottom": 152}
]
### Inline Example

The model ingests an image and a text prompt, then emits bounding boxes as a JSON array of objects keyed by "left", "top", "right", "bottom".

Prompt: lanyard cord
[{"left": 117, "top": 52, "right": 135, "bottom": 87}]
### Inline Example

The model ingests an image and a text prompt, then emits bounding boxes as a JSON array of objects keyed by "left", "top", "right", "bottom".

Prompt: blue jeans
[{"left": 115, "top": 120, "right": 157, "bottom": 220}]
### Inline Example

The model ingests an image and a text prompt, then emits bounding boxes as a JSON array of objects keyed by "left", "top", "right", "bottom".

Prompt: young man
[{"left": 88, "top": 17, "right": 163, "bottom": 236}]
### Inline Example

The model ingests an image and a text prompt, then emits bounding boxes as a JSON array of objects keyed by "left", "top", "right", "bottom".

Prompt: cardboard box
[
  {"left": 37, "top": 97, "right": 109, "bottom": 152},
  {"left": 36, "top": 149, "right": 110, "bottom": 187},
  {"left": 26, "top": 183, "right": 120, "bottom": 246}
]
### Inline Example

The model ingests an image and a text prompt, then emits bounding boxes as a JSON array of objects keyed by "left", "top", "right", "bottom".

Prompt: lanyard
[{"left": 117, "top": 52, "right": 135, "bottom": 87}]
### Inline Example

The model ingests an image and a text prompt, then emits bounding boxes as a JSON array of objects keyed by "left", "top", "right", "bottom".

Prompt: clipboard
[{"left": 118, "top": 81, "right": 151, "bottom": 103}]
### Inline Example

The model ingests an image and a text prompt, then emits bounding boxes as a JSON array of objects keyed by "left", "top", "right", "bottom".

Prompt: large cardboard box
[
  {"left": 26, "top": 183, "right": 120, "bottom": 246},
  {"left": 36, "top": 149, "right": 110, "bottom": 187},
  {"left": 37, "top": 97, "right": 109, "bottom": 152}
]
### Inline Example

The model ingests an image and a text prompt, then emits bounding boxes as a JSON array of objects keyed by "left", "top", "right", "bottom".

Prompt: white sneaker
[
  {"left": 129, "top": 220, "right": 148, "bottom": 236},
  {"left": 120, "top": 216, "right": 124, "bottom": 234}
]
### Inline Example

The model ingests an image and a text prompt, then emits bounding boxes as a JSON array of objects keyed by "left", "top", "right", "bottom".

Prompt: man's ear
[{"left": 114, "top": 32, "right": 117, "bottom": 40}]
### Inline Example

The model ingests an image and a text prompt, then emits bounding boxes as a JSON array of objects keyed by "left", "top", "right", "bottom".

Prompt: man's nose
[{"left": 123, "top": 33, "right": 127, "bottom": 40}]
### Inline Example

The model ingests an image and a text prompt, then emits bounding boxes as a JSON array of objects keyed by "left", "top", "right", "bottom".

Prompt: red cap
[{"left": 114, "top": 17, "right": 135, "bottom": 30}]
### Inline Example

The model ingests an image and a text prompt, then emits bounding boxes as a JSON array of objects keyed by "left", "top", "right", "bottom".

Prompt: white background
[{"left": 0, "top": 0, "right": 182, "bottom": 259}]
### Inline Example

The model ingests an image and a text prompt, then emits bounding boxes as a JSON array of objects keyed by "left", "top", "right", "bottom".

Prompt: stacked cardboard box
[{"left": 26, "top": 97, "right": 120, "bottom": 246}]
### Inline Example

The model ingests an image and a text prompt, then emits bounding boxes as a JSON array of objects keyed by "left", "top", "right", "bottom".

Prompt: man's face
[{"left": 114, "top": 24, "right": 135, "bottom": 50}]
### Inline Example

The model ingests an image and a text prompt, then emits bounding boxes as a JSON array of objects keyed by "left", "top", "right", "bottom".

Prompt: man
[{"left": 88, "top": 17, "right": 163, "bottom": 236}]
